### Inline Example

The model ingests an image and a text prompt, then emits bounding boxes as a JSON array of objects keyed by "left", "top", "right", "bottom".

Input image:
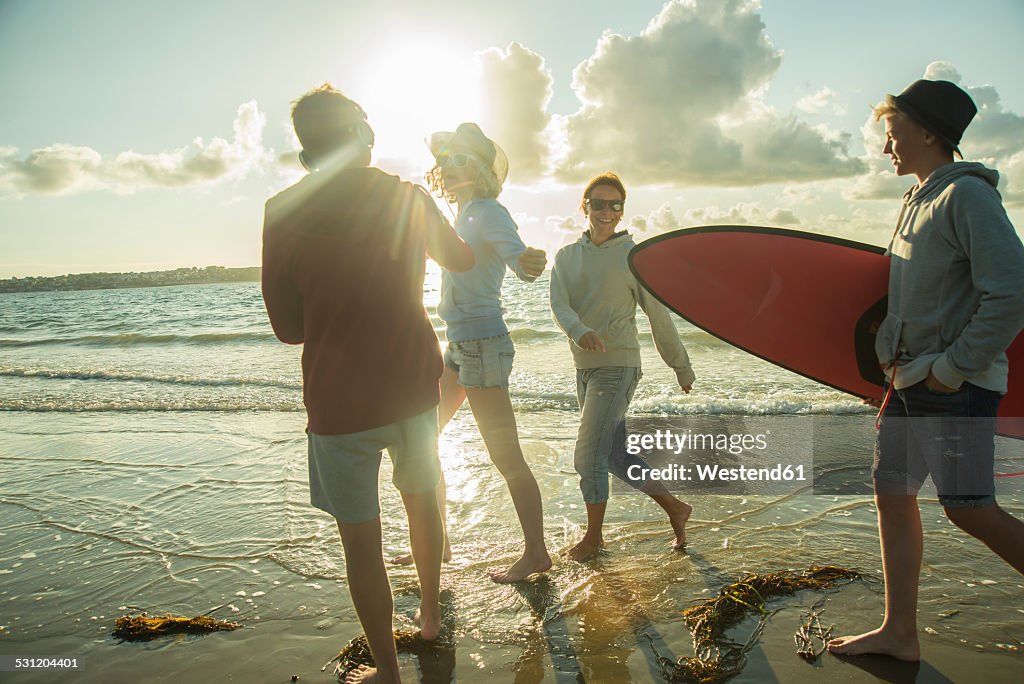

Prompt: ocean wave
[
  {"left": 503, "top": 328, "right": 724, "bottom": 347},
  {"left": 509, "top": 391, "right": 871, "bottom": 416},
  {"left": 629, "top": 396, "right": 872, "bottom": 416},
  {"left": 0, "top": 391, "right": 871, "bottom": 416},
  {"left": 509, "top": 328, "right": 565, "bottom": 342},
  {"left": 0, "top": 325, "right": 715, "bottom": 348},
  {"left": 0, "top": 398, "right": 305, "bottom": 412},
  {"left": 0, "top": 367, "right": 302, "bottom": 390},
  {"left": 0, "top": 331, "right": 275, "bottom": 347},
  {"left": 503, "top": 328, "right": 722, "bottom": 345}
]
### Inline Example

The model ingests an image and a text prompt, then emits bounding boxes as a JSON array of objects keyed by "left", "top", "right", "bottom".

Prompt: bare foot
[
  {"left": 414, "top": 604, "right": 442, "bottom": 641},
  {"left": 388, "top": 545, "right": 453, "bottom": 566},
  {"left": 489, "top": 549, "right": 553, "bottom": 583},
  {"left": 668, "top": 501, "right": 692, "bottom": 549},
  {"left": 827, "top": 627, "right": 920, "bottom": 662},
  {"left": 564, "top": 537, "right": 604, "bottom": 562},
  {"left": 343, "top": 664, "right": 397, "bottom": 684}
]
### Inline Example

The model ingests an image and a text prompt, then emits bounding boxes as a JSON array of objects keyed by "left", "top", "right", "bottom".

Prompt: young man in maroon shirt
[{"left": 262, "top": 84, "right": 473, "bottom": 684}]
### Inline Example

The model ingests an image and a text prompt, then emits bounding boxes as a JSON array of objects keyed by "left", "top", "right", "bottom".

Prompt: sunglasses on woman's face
[
  {"left": 585, "top": 198, "right": 624, "bottom": 212},
  {"left": 438, "top": 153, "right": 473, "bottom": 168}
]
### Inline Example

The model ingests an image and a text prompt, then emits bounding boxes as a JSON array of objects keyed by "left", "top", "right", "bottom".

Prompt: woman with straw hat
[{"left": 392, "top": 122, "right": 552, "bottom": 583}]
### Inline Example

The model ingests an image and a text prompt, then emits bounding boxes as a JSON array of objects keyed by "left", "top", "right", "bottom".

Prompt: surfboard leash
[{"left": 875, "top": 366, "right": 896, "bottom": 430}]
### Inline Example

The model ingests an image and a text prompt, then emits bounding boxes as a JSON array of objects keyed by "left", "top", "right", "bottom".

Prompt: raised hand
[{"left": 517, "top": 247, "right": 547, "bottom": 278}]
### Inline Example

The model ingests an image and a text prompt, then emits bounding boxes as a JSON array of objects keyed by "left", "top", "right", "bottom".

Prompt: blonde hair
[
  {"left": 872, "top": 101, "right": 902, "bottom": 122},
  {"left": 426, "top": 161, "right": 502, "bottom": 202}
]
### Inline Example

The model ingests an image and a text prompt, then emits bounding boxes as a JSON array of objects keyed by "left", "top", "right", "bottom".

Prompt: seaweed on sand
[
  {"left": 112, "top": 613, "right": 242, "bottom": 641},
  {"left": 324, "top": 628, "right": 456, "bottom": 680},
  {"left": 324, "top": 589, "right": 457, "bottom": 680},
  {"left": 647, "top": 565, "right": 860, "bottom": 682},
  {"left": 793, "top": 601, "right": 834, "bottom": 662}
]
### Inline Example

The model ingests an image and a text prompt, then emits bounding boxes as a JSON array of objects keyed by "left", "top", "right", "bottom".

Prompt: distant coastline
[{"left": 0, "top": 266, "right": 260, "bottom": 294}]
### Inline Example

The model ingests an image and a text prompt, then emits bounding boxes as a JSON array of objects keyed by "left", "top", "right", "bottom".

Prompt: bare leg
[
  {"left": 605, "top": 471, "right": 692, "bottom": 549},
  {"left": 566, "top": 501, "right": 607, "bottom": 561},
  {"left": 827, "top": 494, "right": 922, "bottom": 661},
  {"left": 336, "top": 517, "right": 401, "bottom": 684},
  {"left": 401, "top": 488, "right": 444, "bottom": 640},
  {"left": 944, "top": 503, "right": 1024, "bottom": 573},
  {"left": 647, "top": 489, "right": 692, "bottom": 549},
  {"left": 465, "top": 385, "right": 552, "bottom": 582},
  {"left": 436, "top": 365, "right": 468, "bottom": 432},
  {"left": 391, "top": 367, "right": 465, "bottom": 566}
]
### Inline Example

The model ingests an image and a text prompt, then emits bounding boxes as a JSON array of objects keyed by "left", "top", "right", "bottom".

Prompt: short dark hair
[
  {"left": 581, "top": 172, "right": 627, "bottom": 212},
  {"left": 290, "top": 83, "right": 367, "bottom": 160}
]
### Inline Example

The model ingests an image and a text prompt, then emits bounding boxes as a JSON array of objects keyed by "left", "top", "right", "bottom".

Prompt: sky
[{"left": 1, "top": 0, "right": 1023, "bottom": 278}]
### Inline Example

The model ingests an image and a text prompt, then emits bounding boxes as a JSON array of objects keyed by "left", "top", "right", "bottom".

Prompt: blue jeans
[
  {"left": 574, "top": 367, "right": 654, "bottom": 504},
  {"left": 873, "top": 381, "right": 1001, "bottom": 507}
]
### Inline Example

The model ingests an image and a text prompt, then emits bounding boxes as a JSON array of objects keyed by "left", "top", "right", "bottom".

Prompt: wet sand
[{"left": 2, "top": 410, "right": 1023, "bottom": 682}]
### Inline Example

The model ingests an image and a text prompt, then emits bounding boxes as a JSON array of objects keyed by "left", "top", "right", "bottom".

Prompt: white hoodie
[{"left": 550, "top": 231, "right": 695, "bottom": 387}]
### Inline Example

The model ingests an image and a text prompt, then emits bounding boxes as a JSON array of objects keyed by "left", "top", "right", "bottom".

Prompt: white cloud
[
  {"left": 475, "top": 42, "right": 553, "bottom": 182},
  {"left": 555, "top": 0, "right": 863, "bottom": 186},
  {"left": 959, "top": 78, "right": 1024, "bottom": 206},
  {"left": 513, "top": 211, "right": 541, "bottom": 227},
  {"left": 843, "top": 169, "right": 908, "bottom": 201},
  {"left": 795, "top": 87, "right": 844, "bottom": 115},
  {"left": 845, "top": 61, "right": 1024, "bottom": 205},
  {"left": 0, "top": 144, "right": 104, "bottom": 194},
  {"left": 546, "top": 214, "right": 584, "bottom": 236},
  {"left": 648, "top": 203, "right": 685, "bottom": 231},
  {"left": 923, "top": 61, "right": 962, "bottom": 83},
  {"left": 994, "top": 152, "right": 1024, "bottom": 206},
  {"left": 816, "top": 205, "right": 900, "bottom": 246},
  {"left": 782, "top": 184, "right": 816, "bottom": 204},
  {"left": 628, "top": 200, "right": 799, "bottom": 235},
  {"left": 682, "top": 202, "right": 800, "bottom": 227},
  {"left": 0, "top": 101, "right": 267, "bottom": 196}
]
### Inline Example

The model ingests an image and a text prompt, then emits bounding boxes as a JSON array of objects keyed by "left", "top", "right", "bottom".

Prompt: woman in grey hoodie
[{"left": 550, "top": 172, "right": 696, "bottom": 561}]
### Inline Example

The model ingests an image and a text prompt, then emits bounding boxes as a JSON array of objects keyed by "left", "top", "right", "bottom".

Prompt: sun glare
[{"left": 352, "top": 37, "right": 480, "bottom": 163}]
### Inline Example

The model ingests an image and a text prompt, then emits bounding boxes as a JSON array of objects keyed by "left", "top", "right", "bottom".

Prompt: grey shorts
[
  {"left": 307, "top": 406, "right": 441, "bottom": 524},
  {"left": 443, "top": 333, "right": 515, "bottom": 389}
]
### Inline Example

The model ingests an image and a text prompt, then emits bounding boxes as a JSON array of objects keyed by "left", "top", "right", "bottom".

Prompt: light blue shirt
[{"left": 439, "top": 198, "right": 535, "bottom": 342}]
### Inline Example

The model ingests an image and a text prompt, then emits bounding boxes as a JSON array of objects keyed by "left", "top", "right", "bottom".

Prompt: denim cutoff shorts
[{"left": 443, "top": 333, "right": 515, "bottom": 389}]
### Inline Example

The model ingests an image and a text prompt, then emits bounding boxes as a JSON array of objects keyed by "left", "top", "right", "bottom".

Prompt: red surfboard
[{"left": 628, "top": 226, "right": 1024, "bottom": 440}]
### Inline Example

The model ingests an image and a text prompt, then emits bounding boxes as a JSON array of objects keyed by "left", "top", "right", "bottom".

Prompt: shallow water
[{"left": 2, "top": 281, "right": 1023, "bottom": 682}]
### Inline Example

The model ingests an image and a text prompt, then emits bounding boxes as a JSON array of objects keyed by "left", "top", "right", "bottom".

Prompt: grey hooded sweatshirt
[
  {"left": 550, "top": 231, "right": 695, "bottom": 387},
  {"left": 875, "top": 161, "right": 1024, "bottom": 392}
]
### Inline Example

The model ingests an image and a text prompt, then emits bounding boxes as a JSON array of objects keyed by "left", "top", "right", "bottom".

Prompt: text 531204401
[{"left": 3, "top": 657, "right": 82, "bottom": 671}]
